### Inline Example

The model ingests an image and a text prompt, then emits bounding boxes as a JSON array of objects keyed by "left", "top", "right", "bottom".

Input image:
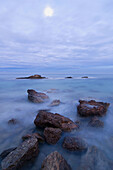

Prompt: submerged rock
[
  {"left": 41, "top": 151, "right": 71, "bottom": 170},
  {"left": 22, "top": 133, "right": 44, "bottom": 143},
  {"left": 8, "top": 119, "right": 18, "bottom": 125},
  {"left": 63, "top": 136, "right": 87, "bottom": 151},
  {"left": 1, "top": 137, "right": 39, "bottom": 170},
  {"left": 16, "top": 74, "right": 46, "bottom": 79},
  {"left": 27, "top": 89, "right": 49, "bottom": 103},
  {"left": 78, "top": 146, "right": 113, "bottom": 170},
  {"left": 44, "top": 127, "right": 62, "bottom": 144},
  {"left": 77, "top": 100, "right": 110, "bottom": 117},
  {"left": 49, "top": 100, "right": 61, "bottom": 106},
  {"left": 88, "top": 116, "right": 104, "bottom": 127},
  {"left": 34, "top": 110, "right": 78, "bottom": 132},
  {"left": 0, "top": 147, "right": 17, "bottom": 160}
]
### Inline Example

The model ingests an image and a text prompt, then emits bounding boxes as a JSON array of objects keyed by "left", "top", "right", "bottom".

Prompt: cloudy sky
[{"left": 0, "top": 0, "right": 113, "bottom": 73}]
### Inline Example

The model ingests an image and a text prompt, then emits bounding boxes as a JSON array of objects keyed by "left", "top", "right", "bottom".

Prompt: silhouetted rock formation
[{"left": 16, "top": 74, "right": 46, "bottom": 79}]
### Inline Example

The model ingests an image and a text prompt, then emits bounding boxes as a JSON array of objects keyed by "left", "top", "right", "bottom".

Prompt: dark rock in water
[
  {"left": 8, "top": 119, "right": 18, "bottom": 125},
  {"left": 44, "top": 127, "right": 62, "bottom": 144},
  {"left": 0, "top": 147, "right": 17, "bottom": 160},
  {"left": 63, "top": 136, "right": 87, "bottom": 151},
  {"left": 78, "top": 146, "right": 113, "bottom": 170},
  {"left": 49, "top": 100, "right": 61, "bottom": 106},
  {"left": 1, "top": 137, "right": 39, "bottom": 170},
  {"left": 81, "top": 76, "right": 88, "bottom": 78},
  {"left": 41, "top": 151, "right": 71, "bottom": 170},
  {"left": 16, "top": 74, "right": 46, "bottom": 79},
  {"left": 34, "top": 110, "right": 78, "bottom": 132},
  {"left": 27, "top": 89, "right": 49, "bottom": 103},
  {"left": 88, "top": 116, "right": 104, "bottom": 127},
  {"left": 22, "top": 133, "right": 44, "bottom": 143},
  {"left": 65, "top": 76, "right": 72, "bottom": 79},
  {"left": 77, "top": 100, "right": 110, "bottom": 117}
]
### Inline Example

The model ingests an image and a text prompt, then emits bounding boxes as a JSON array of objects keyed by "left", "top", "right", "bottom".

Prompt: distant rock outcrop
[
  {"left": 34, "top": 110, "right": 78, "bottom": 132},
  {"left": 81, "top": 76, "right": 88, "bottom": 78},
  {"left": 65, "top": 76, "right": 73, "bottom": 79},
  {"left": 77, "top": 100, "right": 110, "bottom": 117},
  {"left": 41, "top": 151, "right": 71, "bottom": 170},
  {"left": 27, "top": 89, "right": 49, "bottom": 103},
  {"left": 16, "top": 74, "right": 46, "bottom": 79}
]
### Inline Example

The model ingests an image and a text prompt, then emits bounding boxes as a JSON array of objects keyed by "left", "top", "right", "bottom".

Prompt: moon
[{"left": 44, "top": 7, "right": 54, "bottom": 17}]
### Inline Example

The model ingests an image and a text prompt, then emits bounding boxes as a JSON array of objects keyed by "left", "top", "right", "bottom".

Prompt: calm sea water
[{"left": 0, "top": 70, "right": 113, "bottom": 169}]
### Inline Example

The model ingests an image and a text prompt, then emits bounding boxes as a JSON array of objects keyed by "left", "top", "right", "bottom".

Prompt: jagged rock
[
  {"left": 81, "top": 76, "right": 88, "bottom": 78},
  {"left": 44, "top": 127, "right": 62, "bottom": 144},
  {"left": 22, "top": 133, "right": 44, "bottom": 143},
  {"left": 41, "top": 151, "right": 71, "bottom": 170},
  {"left": 34, "top": 110, "right": 78, "bottom": 132},
  {"left": 0, "top": 147, "right": 17, "bottom": 160},
  {"left": 88, "top": 116, "right": 104, "bottom": 127},
  {"left": 50, "top": 100, "right": 61, "bottom": 106},
  {"left": 1, "top": 137, "right": 39, "bottom": 170},
  {"left": 77, "top": 100, "right": 110, "bottom": 117},
  {"left": 27, "top": 89, "right": 49, "bottom": 103},
  {"left": 78, "top": 146, "right": 113, "bottom": 170},
  {"left": 63, "top": 136, "right": 87, "bottom": 151},
  {"left": 8, "top": 119, "right": 18, "bottom": 125},
  {"left": 16, "top": 74, "right": 46, "bottom": 79}
]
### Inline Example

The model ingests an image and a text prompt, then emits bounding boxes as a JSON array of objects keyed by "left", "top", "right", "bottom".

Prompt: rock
[
  {"left": 22, "top": 133, "right": 44, "bottom": 143},
  {"left": 41, "top": 151, "right": 71, "bottom": 170},
  {"left": 65, "top": 77, "right": 72, "bottom": 79},
  {"left": 27, "top": 89, "right": 49, "bottom": 103},
  {"left": 8, "top": 119, "right": 18, "bottom": 125},
  {"left": 77, "top": 100, "right": 110, "bottom": 117},
  {"left": 1, "top": 137, "right": 39, "bottom": 170},
  {"left": 16, "top": 74, "right": 46, "bottom": 79},
  {"left": 44, "top": 127, "right": 62, "bottom": 144},
  {"left": 63, "top": 136, "right": 87, "bottom": 151},
  {"left": 34, "top": 110, "right": 78, "bottom": 132},
  {"left": 88, "top": 116, "right": 104, "bottom": 127},
  {"left": 0, "top": 148, "right": 17, "bottom": 160},
  {"left": 50, "top": 100, "right": 61, "bottom": 106},
  {"left": 78, "top": 146, "right": 113, "bottom": 170},
  {"left": 81, "top": 76, "right": 88, "bottom": 78}
]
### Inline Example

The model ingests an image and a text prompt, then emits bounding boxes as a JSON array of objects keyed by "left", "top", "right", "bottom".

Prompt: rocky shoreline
[{"left": 0, "top": 88, "right": 111, "bottom": 170}]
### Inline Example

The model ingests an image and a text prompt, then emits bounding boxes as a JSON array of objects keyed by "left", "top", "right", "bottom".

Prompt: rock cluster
[{"left": 16, "top": 74, "right": 46, "bottom": 79}]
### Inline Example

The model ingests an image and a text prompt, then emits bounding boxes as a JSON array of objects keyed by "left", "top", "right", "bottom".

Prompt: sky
[{"left": 0, "top": 0, "right": 113, "bottom": 73}]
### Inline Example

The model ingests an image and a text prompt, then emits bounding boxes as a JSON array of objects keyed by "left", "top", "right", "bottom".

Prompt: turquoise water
[{"left": 0, "top": 71, "right": 113, "bottom": 169}]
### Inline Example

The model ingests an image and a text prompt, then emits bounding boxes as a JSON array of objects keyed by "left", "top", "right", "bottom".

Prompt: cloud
[{"left": 0, "top": 0, "right": 113, "bottom": 73}]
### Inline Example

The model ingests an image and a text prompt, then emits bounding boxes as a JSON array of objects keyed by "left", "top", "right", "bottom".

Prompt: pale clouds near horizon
[{"left": 0, "top": 0, "right": 113, "bottom": 73}]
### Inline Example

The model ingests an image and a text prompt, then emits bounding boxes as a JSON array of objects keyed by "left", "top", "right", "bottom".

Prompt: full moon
[{"left": 44, "top": 7, "right": 54, "bottom": 17}]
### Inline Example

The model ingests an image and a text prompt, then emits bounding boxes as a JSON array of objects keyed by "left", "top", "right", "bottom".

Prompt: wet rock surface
[
  {"left": 44, "top": 127, "right": 62, "bottom": 144},
  {"left": 88, "top": 116, "right": 104, "bottom": 127},
  {"left": 0, "top": 147, "right": 17, "bottom": 160},
  {"left": 22, "top": 133, "right": 44, "bottom": 143},
  {"left": 34, "top": 110, "right": 78, "bottom": 132},
  {"left": 1, "top": 137, "right": 39, "bottom": 170},
  {"left": 27, "top": 89, "right": 49, "bottom": 103},
  {"left": 16, "top": 74, "right": 46, "bottom": 79},
  {"left": 77, "top": 100, "right": 110, "bottom": 117},
  {"left": 78, "top": 146, "right": 113, "bottom": 170},
  {"left": 41, "top": 151, "right": 71, "bottom": 170},
  {"left": 50, "top": 100, "right": 61, "bottom": 106},
  {"left": 63, "top": 136, "right": 87, "bottom": 151}
]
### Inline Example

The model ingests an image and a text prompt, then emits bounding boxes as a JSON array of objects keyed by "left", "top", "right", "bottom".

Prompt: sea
[{"left": 0, "top": 69, "right": 113, "bottom": 169}]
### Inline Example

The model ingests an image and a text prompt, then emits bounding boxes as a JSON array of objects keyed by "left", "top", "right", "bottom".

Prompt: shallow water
[{"left": 0, "top": 72, "right": 113, "bottom": 169}]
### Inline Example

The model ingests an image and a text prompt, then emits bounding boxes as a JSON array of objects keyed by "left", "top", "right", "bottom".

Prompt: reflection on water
[{"left": 0, "top": 73, "right": 113, "bottom": 169}]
